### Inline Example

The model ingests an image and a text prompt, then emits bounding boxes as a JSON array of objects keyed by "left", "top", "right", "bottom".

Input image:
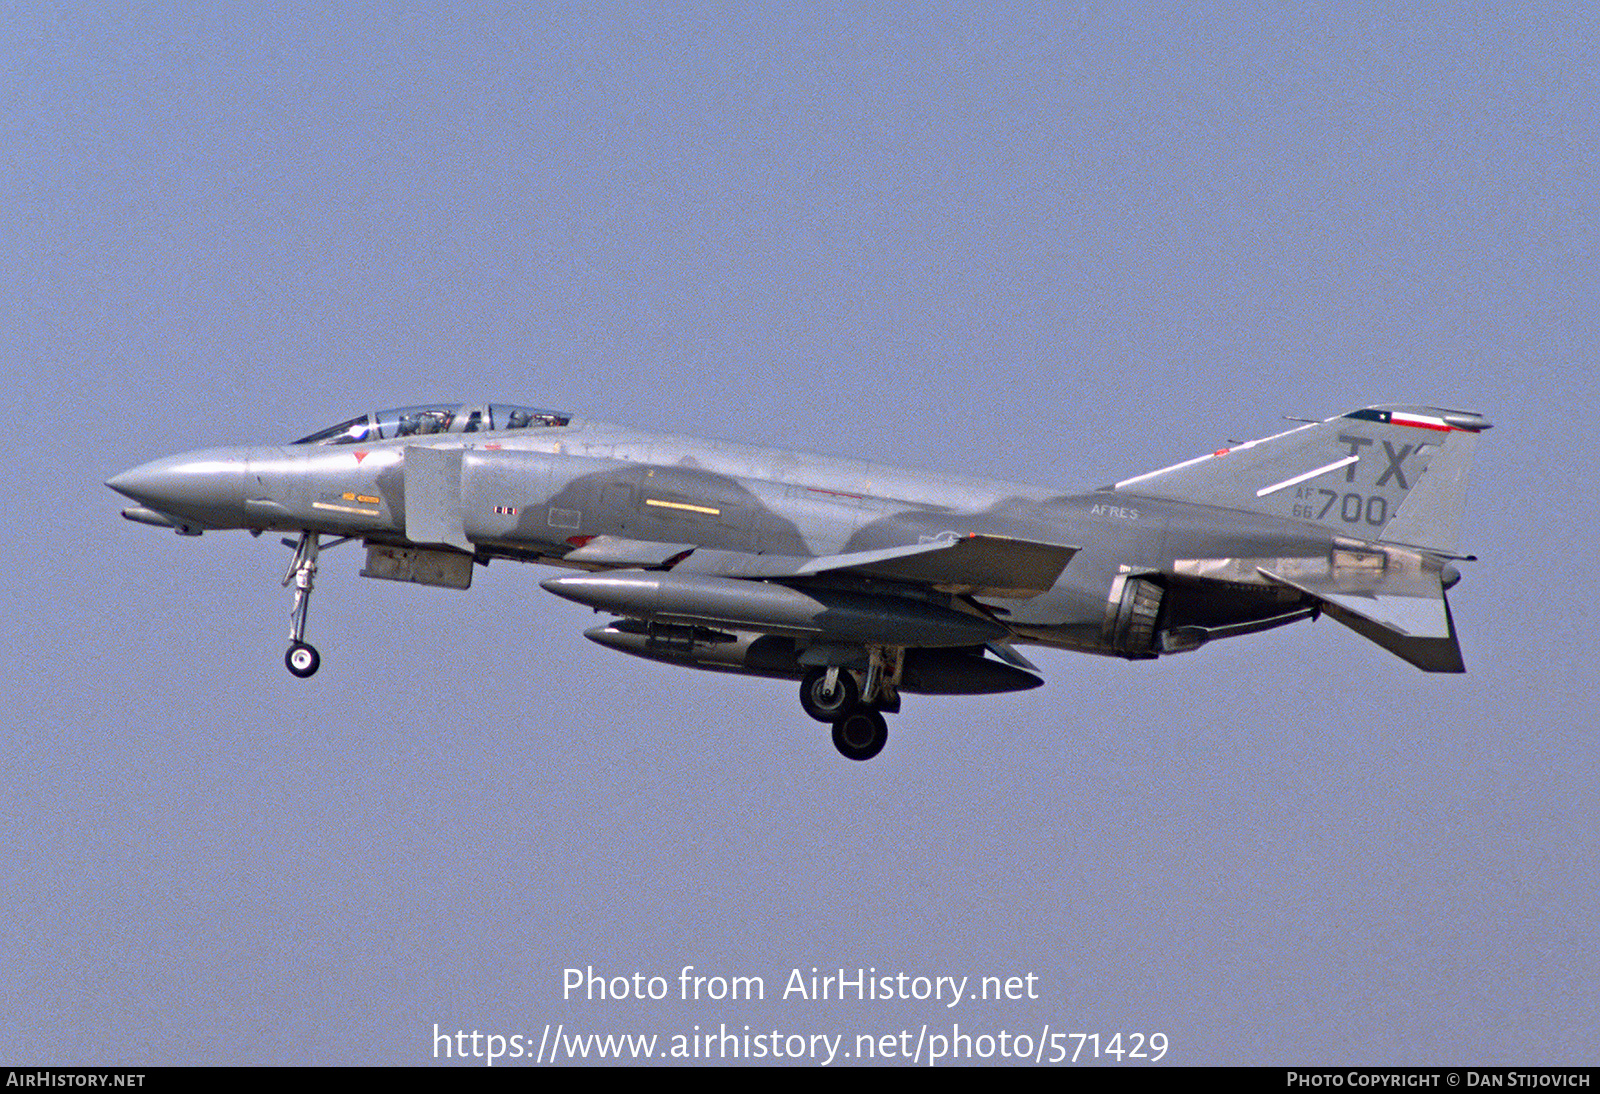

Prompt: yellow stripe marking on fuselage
[
  {"left": 314, "top": 501, "right": 380, "bottom": 516},
  {"left": 645, "top": 498, "right": 720, "bottom": 516}
]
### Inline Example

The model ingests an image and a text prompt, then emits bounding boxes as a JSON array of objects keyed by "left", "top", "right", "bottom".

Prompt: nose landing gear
[
  {"left": 278, "top": 532, "right": 352, "bottom": 677},
  {"left": 282, "top": 532, "right": 322, "bottom": 677}
]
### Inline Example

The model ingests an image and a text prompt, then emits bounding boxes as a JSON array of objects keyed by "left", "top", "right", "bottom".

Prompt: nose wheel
[{"left": 285, "top": 641, "right": 321, "bottom": 678}]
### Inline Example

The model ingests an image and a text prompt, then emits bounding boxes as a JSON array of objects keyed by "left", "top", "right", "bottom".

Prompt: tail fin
[
  {"left": 1114, "top": 404, "right": 1491, "bottom": 554},
  {"left": 1119, "top": 404, "right": 1491, "bottom": 672}
]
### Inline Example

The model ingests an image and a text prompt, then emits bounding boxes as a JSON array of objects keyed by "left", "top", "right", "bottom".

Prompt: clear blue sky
[{"left": 3, "top": 1, "right": 1593, "bottom": 1065}]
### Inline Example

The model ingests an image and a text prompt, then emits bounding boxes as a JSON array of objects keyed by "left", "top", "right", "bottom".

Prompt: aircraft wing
[{"left": 669, "top": 533, "right": 1079, "bottom": 599}]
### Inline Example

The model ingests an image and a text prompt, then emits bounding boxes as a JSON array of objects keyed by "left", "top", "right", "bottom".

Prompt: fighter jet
[{"left": 108, "top": 401, "right": 1489, "bottom": 760}]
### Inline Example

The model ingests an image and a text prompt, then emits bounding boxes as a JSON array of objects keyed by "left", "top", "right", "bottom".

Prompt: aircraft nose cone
[{"left": 107, "top": 449, "right": 250, "bottom": 528}]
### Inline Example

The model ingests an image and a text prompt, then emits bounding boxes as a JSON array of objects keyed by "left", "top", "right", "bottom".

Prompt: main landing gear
[{"left": 800, "top": 663, "right": 895, "bottom": 761}]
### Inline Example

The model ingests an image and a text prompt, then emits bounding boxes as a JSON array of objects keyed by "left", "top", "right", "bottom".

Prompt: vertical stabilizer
[{"left": 1114, "top": 405, "right": 1491, "bottom": 550}]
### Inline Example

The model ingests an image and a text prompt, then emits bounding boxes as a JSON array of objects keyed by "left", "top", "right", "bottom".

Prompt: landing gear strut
[{"left": 283, "top": 532, "right": 321, "bottom": 677}]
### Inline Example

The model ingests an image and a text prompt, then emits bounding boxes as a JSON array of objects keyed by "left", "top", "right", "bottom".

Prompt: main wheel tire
[
  {"left": 832, "top": 708, "right": 888, "bottom": 761},
  {"left": 285, "top": 642, "right": 321, "bottom": 678},
  {"left": 800, "top": 667, "right": 861, "bottom": 722}
]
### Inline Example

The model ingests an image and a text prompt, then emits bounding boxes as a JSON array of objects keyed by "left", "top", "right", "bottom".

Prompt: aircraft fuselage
[
  {"left": 108, "top": 402, "right": 1487, "bottom": 759},
  {"left": 111, "top": 417, "right": 1329, "bottom": 656}
]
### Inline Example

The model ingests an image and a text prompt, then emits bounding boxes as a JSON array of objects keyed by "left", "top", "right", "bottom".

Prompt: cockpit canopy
[{"left": 292, "top": 403, "right": 572, "bottom": 446}]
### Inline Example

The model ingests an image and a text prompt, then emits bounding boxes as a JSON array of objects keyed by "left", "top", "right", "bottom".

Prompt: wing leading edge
[{"left": 673, "top": 533, "right": 1078, "bottom": 598}]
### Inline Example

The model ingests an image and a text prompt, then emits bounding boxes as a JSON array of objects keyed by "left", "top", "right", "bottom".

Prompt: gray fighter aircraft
[{"left": 108, "top": 401, "right": 1489, "bottom": 760}]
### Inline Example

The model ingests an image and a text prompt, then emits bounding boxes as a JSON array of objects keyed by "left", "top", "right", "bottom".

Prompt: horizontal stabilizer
[
  {"left": 1260, "top": 566, "right": 1465, "bottom": 673},
  {"left": 673, "top": 534, "right": 1078, "bottom": 598}
]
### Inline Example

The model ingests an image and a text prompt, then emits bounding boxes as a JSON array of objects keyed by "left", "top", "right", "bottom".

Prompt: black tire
[
  {"left": 285, "top": 642, "right": 321, "bottom": 678},
  {"left": 800, "top": 667, "right": 860, "bottom": 722},
  {"left": 832, "top": 709, "right": 888, "bottom": 761}
]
